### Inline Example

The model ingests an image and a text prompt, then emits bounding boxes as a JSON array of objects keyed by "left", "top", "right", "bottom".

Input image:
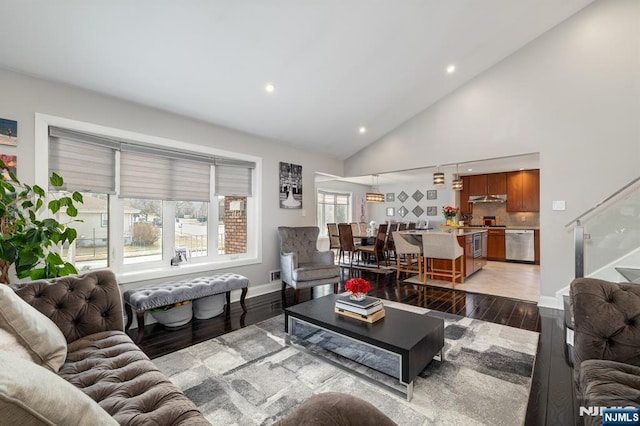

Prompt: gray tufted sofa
[
  {"left": 8, "top": 270, "right": 210, "bottom": 425},
  {"left": 277, "top": 226, "right": 341, "bottom": 304},
  {"left": 123, "top": 273, "right": 249, "bottom": 342},
  {"left": 570, "top": 277, "right": 640, "bottom": 425}
]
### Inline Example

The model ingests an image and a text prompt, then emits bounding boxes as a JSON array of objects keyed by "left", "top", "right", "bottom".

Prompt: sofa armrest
[
  {"left": 570, "top": 277, "right": 640, "bottom": 376},
  {"left": 13, "top": 270, "right": 124, "bottom": 344}
]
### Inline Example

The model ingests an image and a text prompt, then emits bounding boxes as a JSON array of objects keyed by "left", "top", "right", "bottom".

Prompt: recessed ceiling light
[
  {"left": 359, "top": 126, "right": 367, "bottom": 134},
  {"left": 265, "top": 83, "right": 276, "bottom": 93},
  {"left": 467, "top": 168, "right": 473, "bottom": 172},
  {"left": 446, "top": 64, "right": 456, "bottom": 74},
  {"left": 519, "top": 167, "right": 525, "bottom": 171}
]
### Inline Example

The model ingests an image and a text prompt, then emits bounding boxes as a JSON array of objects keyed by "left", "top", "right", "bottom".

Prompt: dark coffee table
[{"left": 285, "top": 294, "right": 444, "bottom": 401}]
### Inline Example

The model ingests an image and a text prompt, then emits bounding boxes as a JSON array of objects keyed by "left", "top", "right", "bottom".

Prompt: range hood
[{"left": 469, "top": 194, "right": 507, "bottom": 204}]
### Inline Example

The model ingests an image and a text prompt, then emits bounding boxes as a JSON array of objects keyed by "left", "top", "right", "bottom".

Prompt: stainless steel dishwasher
[{"left": 505, "top": 229, "right": 535, "bottom": 263}]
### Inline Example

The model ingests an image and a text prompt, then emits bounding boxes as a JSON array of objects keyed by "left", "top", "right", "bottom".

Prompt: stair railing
[{"left": 565, "top": 176, "right": 640, "bottom": 279}]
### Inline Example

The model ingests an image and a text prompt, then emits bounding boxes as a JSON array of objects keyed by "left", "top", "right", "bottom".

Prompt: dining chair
[
  {"left": 392, "top": 231, "right": 422, "bottom": 280},
  {"left": 385, "top": 223, "right": 400, "bottom": 262},
  {"left": 338, "top": 223, "right": 357, "bottom": 266},
  {"left": 356, "top": 223, "right": 388, "bottom": 267},
  {"left": 327, "top": 223, "right": 340, "bottom": 261},
  {"left": 398, "top": 223, "right": 407, "bottom": 231},
  {"left": 421, "top": 232, "right": 464, "bottom": 289},
  {"left": 407, "top": 222, "right": 416, "bottom": 230}
]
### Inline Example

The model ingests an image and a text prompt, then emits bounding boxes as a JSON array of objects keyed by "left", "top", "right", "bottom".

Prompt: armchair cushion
[{"left": 293, "top": 263, "right": 341, "bottom": 282}]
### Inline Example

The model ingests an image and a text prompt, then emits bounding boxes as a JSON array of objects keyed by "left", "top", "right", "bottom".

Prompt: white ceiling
[{"left": 1, "top": 1, "right": 593, "bottom": 160}]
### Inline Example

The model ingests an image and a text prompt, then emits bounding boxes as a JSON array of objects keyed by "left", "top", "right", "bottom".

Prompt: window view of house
[
  {"left": 123, "top": 199, "right": 162, "bottom": 264},
  {"left": 175, "top": 201, "right": 208, "bottom": 257}
]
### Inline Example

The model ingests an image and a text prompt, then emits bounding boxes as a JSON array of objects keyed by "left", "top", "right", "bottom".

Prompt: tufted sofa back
[
  {"left": 13, "top": 270, "right": 123, "bottom": 344},
  {"left": 277, "top": 226, "right": 320, "bottom": 264},
  {"left": 571, "top": 277, "right": 640, "bottom": 379}
]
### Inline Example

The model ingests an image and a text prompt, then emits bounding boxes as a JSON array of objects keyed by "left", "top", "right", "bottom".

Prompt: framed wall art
[
  {"left": 0, "top": 154, "right": 16, "bottom": 181},
  {"left": 279, "top": 162, "right": 302, "bottom": 209},
  {"left": 385, "top": 193, "right": 394, "bottom": 202},
  {"left": 0, "top": 118, "right": 17, "bottom": 147},
  {"left": 426, "top": 190, "right": 437, "bottom": 200},
  {"left": 426, "top": 206, "right": 438, "bottom": 216},
  {"left": 386, "top": 207, "right": 395, "bottom": 217}
]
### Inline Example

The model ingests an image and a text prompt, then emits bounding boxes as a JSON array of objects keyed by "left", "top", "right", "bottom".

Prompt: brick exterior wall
[{"left": 224, "top": 196, "right": 247, "bottom": 254}]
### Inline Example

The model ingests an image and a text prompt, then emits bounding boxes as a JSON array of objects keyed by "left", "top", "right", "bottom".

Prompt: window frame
[
  {"left": 316, "top": 189, "right": 352, "bottom": 236},
  {"left": 35, "top": 113, "right": 262, "bottom": 284}
]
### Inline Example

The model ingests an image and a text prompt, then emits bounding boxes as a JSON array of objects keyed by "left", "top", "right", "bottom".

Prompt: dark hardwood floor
[{"left": 128, "top": 267, "right": 573, "bottom": 425}]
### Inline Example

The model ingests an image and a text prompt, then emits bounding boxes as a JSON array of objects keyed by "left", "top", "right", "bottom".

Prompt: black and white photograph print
[
  {"left": 279, "top": 162, "right": 302, "bottom": 209},
  {"left": 427, "top": 190, "right": 437, "bottom": 200},
  {"left": 0, "top": 118, "right": 17, "bottom": 147}
]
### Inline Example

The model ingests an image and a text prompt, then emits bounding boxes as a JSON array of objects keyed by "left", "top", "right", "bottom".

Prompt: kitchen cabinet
[
  {"left": 468, "top": 174, "right": 488, "bottom": 196},
  {"left": 459, "top": 176, "right": 472, "bottom": 214},
  {"left": 507, "top": 169, "right": 540, "bottom": 212},
  {"left": 487, "top": 228, "right": 506, "bottom": 261},
  {"left": 487, "top": 173, "right": 507, "bottom": 194}
]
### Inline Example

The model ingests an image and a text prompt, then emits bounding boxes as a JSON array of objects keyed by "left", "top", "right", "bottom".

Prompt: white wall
[
  {"left": 344, "top": 0, "right": 640, "bottom": 306},
  {"left": 0, "top": 67, "right": 343, "bottom": 294}
]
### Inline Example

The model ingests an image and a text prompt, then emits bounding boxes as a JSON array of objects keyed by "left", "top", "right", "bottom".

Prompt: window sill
[{"left": 116, "top": 256, "right": 259, "bottom": 284}]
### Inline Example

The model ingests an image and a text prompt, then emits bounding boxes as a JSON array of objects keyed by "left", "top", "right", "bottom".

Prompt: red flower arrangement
[
  {"left": 345, "top": 277, "right": 371, "bottom": 296},
  {"left": 442, "top": 205, "right": 459, "bottom": 219}
]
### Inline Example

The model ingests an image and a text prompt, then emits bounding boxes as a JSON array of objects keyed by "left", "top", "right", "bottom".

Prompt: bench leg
[
  {"left": 225, "top": 291, "right": 231, "bottom": 315},
  {"left": 135, "top": 312, "right": 146, "bottom": 343},
  {"left": 124, "top": 303, "right": 133, "bottom": 331},
  {"left": 240, "top": 287, "right": 248, "bottom": 313},
  {"left": 333, "top": 282, "right": 338, "bottom": 294}
]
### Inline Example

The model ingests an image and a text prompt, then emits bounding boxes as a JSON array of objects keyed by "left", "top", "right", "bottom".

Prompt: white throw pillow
[
  {"left": 0, "top": 351, "right": 118, "bottom": 425},
  {"left": 0, "top": 328, "right": 32, "bottom": 362},
  {"left": 0, "top": 285, "right": 67, "bottom": 371}
]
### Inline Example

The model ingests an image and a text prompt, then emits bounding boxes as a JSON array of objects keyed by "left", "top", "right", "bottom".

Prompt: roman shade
[
  {"left": 49, "top": 127, "right": 255, "bottom": 201},
  {"left": 214, "top": 158, "right": 255, "bottom": 197},
  {"left": 119, "top": 145, "right": 211, "bottom": 202},
  {"left": 49, "top": 127, "right": 117, "bottom": 194}
]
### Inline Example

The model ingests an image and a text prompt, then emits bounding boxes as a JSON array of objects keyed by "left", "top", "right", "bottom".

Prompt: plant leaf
[
  {"left": 50, "top": 173, "right": 64, "bottom": 187},
  {"left": 72, "top": 192, "right": 83, "bottom": 203},
  {"left": 48, "top": 199, "right": 61, "bottom": 213},
  {"left": 66, "top": 205, "right": 78, "bottom": 217},
  {"left": 33, "top": 185, "right": 45, "bottom": 197}
]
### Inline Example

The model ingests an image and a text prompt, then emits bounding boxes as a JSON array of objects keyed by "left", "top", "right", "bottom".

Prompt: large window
[
  {"left": 317, "top": 190, "right": 351, "bottom": 236},
  {"left": 44, "top": 121, "right": 258, "bottom": 277}
]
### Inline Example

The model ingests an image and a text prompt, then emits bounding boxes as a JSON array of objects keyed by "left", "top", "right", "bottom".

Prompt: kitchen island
[{"left": 399, "top": 229, "right": 488, "bottom": 283}]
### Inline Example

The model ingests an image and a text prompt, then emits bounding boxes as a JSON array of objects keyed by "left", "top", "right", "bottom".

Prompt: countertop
[
  {"left": 460, "top": 226, "right": 540, "bottom": 230},
  {"left": 401, "top": 228, "right": 488, "bottom": 236}
]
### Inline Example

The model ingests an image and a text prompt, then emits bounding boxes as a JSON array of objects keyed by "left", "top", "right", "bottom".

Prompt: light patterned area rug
[{"left": 154, "top": 303, "right": 539, "bottom": 425}]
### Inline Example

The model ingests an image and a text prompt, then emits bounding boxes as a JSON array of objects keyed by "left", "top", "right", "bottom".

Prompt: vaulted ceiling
[{"left": 1, "top": 1, "right": 594, "bottom": 159}]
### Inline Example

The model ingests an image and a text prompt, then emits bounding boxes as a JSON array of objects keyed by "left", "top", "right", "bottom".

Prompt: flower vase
[
  {"left": 349, "top": 292, "right": 367, "bottom": 301},
  {"left": 446, "top": 218, "right": 455, "bottom": 226}
]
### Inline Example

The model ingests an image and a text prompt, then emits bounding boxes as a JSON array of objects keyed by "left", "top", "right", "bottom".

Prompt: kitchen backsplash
[{"left": 467, "top": 203, "right": 539, "bottom": 228}]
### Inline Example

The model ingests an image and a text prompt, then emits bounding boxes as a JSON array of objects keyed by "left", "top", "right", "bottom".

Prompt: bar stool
[
  {"left": 392, "top": 231, "right": 422, "bottom": 280},
  {"left": 421, "top": 232, "right": 464, "bottom": 289}
]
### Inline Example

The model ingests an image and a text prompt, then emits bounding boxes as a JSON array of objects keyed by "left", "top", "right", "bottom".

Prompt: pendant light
[
  {"left": 366, "top": 174, "right": 384, "bottom": 203},
  {"left": 452, "top": 164, "right": 463, "bottom": 191},
  {"left": 433, "top": 166, "right": 445, "bottom": 185}
]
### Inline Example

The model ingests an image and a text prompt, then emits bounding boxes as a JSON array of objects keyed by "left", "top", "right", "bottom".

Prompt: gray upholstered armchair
[{"left": 277, "top": 226, "right": 340, "bottom": 304}]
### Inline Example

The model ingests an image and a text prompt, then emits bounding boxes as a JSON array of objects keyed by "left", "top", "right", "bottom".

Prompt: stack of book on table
[{"left": 334, "top": 295, "right": 385, "bottom": 323}]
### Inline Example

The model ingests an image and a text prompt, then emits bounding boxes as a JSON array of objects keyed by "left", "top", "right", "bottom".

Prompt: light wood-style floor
[{"left": 403, "top": 261, "right": 540, "bottom": 303}]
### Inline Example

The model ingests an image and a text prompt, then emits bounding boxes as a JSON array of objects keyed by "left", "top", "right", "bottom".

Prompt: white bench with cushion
[{"left": 123, "top": 273, "right": 249, "bottom": 342}]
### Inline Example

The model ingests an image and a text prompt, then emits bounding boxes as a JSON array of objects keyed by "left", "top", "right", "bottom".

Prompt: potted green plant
[{"left": 0, "top": 160, "right": 83, "bottom": 283}]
